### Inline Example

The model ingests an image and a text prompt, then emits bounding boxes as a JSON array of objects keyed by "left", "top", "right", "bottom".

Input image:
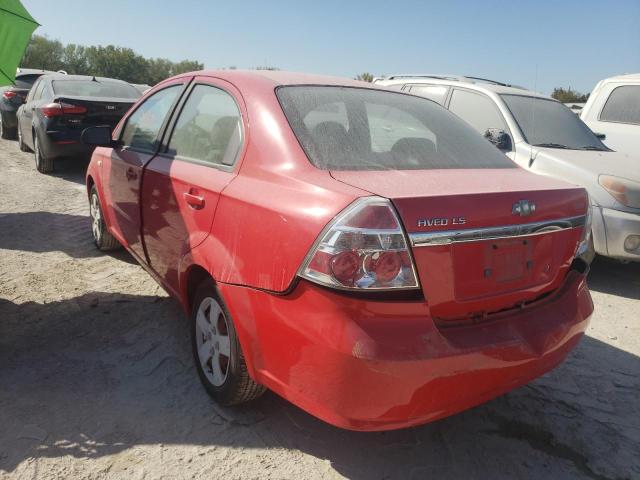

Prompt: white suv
[
  {"left": 581, "top": 73, "right": 640, "bottom": 155},
  {"left": 374, "top": 75, "right": 640, "bottom": 261}
]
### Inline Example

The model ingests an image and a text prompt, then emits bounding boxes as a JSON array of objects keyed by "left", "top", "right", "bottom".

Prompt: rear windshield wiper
[{"left": 533, "top": 143, "right": 570, "bottom": 149}]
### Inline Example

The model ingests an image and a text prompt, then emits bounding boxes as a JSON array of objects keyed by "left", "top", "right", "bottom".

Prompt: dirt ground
[{"left": 0, "top": 137, "right": 638, "bottom": 480}]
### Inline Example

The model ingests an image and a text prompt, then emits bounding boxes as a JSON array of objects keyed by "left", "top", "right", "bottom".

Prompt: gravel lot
[{"left": 0, "top": 137, "right": 638, "bottom": 480}]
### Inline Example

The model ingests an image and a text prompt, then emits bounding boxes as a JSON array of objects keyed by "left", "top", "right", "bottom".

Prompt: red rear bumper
[{"left": 219, "top": 270, "right": 593, "bottom": 431}]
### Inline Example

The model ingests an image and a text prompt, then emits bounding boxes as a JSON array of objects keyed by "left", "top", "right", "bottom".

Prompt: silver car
[{"left": 374, "top": 75, "right": 640, "bottom": 262}]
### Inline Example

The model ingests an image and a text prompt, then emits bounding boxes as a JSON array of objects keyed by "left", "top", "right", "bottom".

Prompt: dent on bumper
[
  {"left": 218, "top": 271, "right": 593, "bottom": 431},
  {"left": 595, "top": 207, "right": 640, "bottom": 260}
]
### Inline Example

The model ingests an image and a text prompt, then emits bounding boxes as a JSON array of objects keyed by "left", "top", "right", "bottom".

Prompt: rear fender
[{"left": 178, "top": 243, "right": 262, "bottom": 379}]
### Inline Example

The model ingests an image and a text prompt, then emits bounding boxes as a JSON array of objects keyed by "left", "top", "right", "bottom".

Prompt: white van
[{"left": 581, "top": 73, "right": 640, "bottom": 155}]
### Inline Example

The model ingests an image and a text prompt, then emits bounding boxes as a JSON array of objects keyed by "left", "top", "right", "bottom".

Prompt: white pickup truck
[{"left": 581, "top": 73, "right": 640, "bottom": 155}]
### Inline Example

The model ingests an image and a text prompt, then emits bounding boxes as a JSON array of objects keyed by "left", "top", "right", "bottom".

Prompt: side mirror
[
  {"left": 484, "top": 128, "right": 512, "bottom": 151},
  {"left": 81, "top": 126, "right": 117, "bottom": 147},
  {"left": 595, "top": 132, "right": 606, "bottom": 140}
]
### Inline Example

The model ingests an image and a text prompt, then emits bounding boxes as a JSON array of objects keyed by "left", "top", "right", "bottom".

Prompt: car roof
[
  {"left": 16, "top": 68, "right": 57, "bottom": 76},
  {"left": 173, "top": 69, "right": 376, "bottom": 89},
  {"left": 374, "top": 75, "right": 551, "bottom": 99},
  {"left": 40, "top": 74, "right": 133, "bottom": 84},
  {"left": 599, "top": 73, "right": 640, "bottom": 83}
]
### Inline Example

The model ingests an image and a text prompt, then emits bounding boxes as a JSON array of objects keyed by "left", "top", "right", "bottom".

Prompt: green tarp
[{"left": 0, "top": 0, "right": 39, "bottom": 86}]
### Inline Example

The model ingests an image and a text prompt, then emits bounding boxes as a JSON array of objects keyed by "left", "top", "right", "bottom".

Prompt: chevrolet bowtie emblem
[{"left": 512, "top": 200, "right": 536, "bottom": 217}]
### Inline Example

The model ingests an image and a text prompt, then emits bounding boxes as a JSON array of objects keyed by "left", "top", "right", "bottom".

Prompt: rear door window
[
  {"left": 277, "top": 86, "right": 515, "bottom": 170},
  {"left": 120, "top": 85, "right": 182, "bottom": 152},
  {"left": 406, "top": 84, "right": 449, "bottom": 105},
  {"left": 599, "top": 85, "right": 640, "bottom": 125},
  {"left": 448, "top": 89, "right": 509, "bottom": 136},
  {"left": 31, "top": 80, "right": 46, "bottom": 101},
  {"left": 166, "top": 84, "right": 243, "bottom": 167}
]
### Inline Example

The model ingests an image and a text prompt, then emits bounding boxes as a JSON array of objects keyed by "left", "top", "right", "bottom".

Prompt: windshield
[
  {"left": 501, "top": 94, "right": 606, "bottom": 150},
  {"left": 277, "top": 86, "right": 516, "bottom": 170},
  {"left": 52, "top": 80, "right": 141, "bottom": 99}
]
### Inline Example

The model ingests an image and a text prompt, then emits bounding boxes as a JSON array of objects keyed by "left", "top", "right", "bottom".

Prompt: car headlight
[{"left": 598, "top": 175, "right": 640, "bottom": 208}]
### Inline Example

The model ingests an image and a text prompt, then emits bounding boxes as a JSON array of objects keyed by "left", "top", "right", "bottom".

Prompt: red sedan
[{"left": 82, "top": 70, "right": 594, "bottom": 431}]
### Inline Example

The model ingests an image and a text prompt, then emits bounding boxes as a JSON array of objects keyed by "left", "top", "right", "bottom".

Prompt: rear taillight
[
  {"left": 2, "top": 91, "right": 17, "bottom": 100},
  {"left": 299, "top": 197, "right": 419, "bottom": 291},
  {"left": 40, "top": 102, "right": 87, "bottom": 117}
]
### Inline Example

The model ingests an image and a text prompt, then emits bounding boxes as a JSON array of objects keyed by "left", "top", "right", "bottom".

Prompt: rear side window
[
  {"left": 449, "top": 89, "right": 509, "bottom": 135},
  {"left": 406, "top": 84, "right": 449, "bottom": 105},
  {"left": 120, "top": 85, "right": 182, "bottom": 152},
  {"left": 52, "top": 80, "right": 141, "bottom": 99},
  {"left": 600, "top": 85, "right": 640, "bottom": 125},
  {"left": 277, "top": 86, "right": 515, "bottom": 170},
  {"left": 167, "top": 84, "right": 243, "bottom": 167},
  {"left": 14, "top": 74, "right": 41, "bottom": 89},
  {"left": 31, "top": 80, "right": 46, "bottom": 101}
]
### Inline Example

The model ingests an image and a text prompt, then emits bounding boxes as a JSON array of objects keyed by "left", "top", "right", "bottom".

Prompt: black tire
[
  {"left": 0, "top": 115, "right": 16, "bottom": 140},
  {"left": 191, "top": 279, "right": 265, "bottom": 406},
  {"left": 34, "top": 132, "right": 54, "bottom": 173},
  {"left": 89, "top": 185, "right": 120, "bottom": 251},
  {"left": 17, "top": 124, "right": 29, "bottom": 152}
]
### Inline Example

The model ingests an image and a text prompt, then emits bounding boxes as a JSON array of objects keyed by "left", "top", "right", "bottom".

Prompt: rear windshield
[
  {"left": 52, "top": 80, "right": 141, "bottom": 99},
  {"left": 276, "top": 86, "right": 516, "bottom": 170},
  {"left": 14, "top": 74, "right": 41, "bottom": 89}
]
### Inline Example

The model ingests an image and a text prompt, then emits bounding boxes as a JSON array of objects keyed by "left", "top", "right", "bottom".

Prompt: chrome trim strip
[{"left": 409, "top": 215, "right": 586, "bottom": 247}]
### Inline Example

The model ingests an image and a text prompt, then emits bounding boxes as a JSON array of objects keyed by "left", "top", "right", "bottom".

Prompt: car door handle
[
  {"left": 183, "top": 191, "right": 205, "bottom": 209},
  {"left": 126, "top": 167, "right": 137, "bottom": 181}
]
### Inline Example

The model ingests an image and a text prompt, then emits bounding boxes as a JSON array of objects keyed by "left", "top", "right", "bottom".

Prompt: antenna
[{"left": 530, "top": 64, "right": 538, "bottom": 164}]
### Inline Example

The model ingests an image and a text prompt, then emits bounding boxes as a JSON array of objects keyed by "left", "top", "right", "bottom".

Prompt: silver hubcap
[
  {"left": 195, "top": 297, "right": 231, "bottom": 387},
  {"left": 35, "top": 136, "right": 40, "bottom": 165},
  {"left": 90, "top": 194, "right": 102, "bottom": 241}
]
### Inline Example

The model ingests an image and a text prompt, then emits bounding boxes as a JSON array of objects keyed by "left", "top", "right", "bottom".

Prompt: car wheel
[
  {"left": 191, "top": 280, "right": 265, "bottom": 406},
  {"left": 17, "top": 124, "right": 29, "bottom": 152},
  {"left": 89, "top": 185, "right": 120, "bottom": 251},
  {"left": 34, "top": 133, "right": 54, "bottom": 173}
]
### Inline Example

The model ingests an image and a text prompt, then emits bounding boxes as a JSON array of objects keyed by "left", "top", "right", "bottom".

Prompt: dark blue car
[{"left": 16, "top": 74, "right": 141, "bottom": 173}]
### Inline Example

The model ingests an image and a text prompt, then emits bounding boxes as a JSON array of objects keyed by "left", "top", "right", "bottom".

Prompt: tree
[
  {"left": 551, "top": 87, "right": 589, "bottom": 103},
  {"left": 21, "top": 35, "right": 65, "bottom": 71},
  {"left": 20, "top": 35, "right": 203, "bottom": 85},
  {"left": 355, "top": 72, "right": 374, "bottom": 82}
]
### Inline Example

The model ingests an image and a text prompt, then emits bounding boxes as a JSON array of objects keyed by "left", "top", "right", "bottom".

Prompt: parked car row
[
  {"left": 2, "top": 69, "right": 143, "bottom": 173},
  {"left": 373, "top": 74, "right": 640, "bottom": 262}
]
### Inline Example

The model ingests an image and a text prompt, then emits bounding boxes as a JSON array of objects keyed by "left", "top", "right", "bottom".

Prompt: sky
[{"left": 22, "top": 0, "right": 640, "bottom": 95}]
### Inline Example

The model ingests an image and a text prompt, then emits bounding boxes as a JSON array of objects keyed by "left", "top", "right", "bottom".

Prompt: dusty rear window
[
  {"left": 52, "top": 80, "right": 141, "bottom": 99},
  {"left": 276, "top": 86, "right": 516, "bottom": 170}
]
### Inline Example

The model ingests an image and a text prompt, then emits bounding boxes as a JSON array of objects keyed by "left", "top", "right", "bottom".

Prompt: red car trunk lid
[{"left": 331, "top": 168, "right": 588, "bottom": 321}]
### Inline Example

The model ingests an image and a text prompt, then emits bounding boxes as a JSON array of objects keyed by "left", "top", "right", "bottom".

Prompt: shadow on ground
[
  {"left": 49, "top": 156, "right": 91, "bottom": 185},
  {"left": 0, "top": 211, "right": 135, "bottom": 263},
  {"left": 1, "top": 287, "right": 638, "bottom": 479},
  {"left": 588, "top": 256, "right": 640, "bottom": 300}
]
